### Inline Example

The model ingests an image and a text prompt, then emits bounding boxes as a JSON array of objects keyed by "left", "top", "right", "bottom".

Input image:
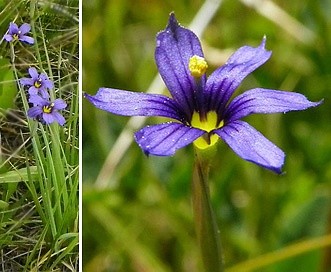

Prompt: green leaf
[
  {"left": 0, "top": 58, "right": 17, "bottom": 109},
  {"left": 0, "top": 166, "right": 38, "bottom": 183},
  {"left": 0, "top": 200, "right": 9, "bottom": 210}
]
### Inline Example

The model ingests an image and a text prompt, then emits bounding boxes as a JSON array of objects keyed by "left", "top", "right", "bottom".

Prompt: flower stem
[{"left": 192, "top": 146, "right": 223, "bottom": 272}]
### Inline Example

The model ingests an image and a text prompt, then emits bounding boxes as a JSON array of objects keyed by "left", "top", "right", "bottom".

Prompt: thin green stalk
[
  {"left": 24, "top": 224, "right": 49, "bottom": 271},
  {"left": 49, "top": 124, "right": 70, "bottom": 233},
  {"left": 319, "top": 198, "right": 331, "bottom": 272},
  {"left": 192, "top": 146, "right": 223, "bottom": 272},
  {"left": 29, "top": 0, "right": 43, "bottom": 68},
  {"left": 226, "top": 233, "right": 331, "bottom": 272},
  {"left": 38, "top": 15, "right": 55, "bottom": 100}
]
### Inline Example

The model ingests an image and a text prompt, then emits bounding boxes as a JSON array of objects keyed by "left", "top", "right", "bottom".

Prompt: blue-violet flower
[
  {"left": 28, "top": 95, "right": 67, "bottom": 126},
  {"left": 85, "top": 13, "right": 322, "bottom": 173},
  {"left": 3, "top": 22, "right": 34, "bottom": 44},
  {"left": 20, "top": 67, "right": 53, "bottom": 99}
]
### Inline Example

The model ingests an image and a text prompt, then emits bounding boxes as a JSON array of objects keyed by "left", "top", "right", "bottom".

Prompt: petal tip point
[{"left": 166, "top": 12, "right": 180, "bottom": 32}]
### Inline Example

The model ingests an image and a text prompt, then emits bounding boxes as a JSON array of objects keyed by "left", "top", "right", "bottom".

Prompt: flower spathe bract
[
  {"left": 85, "top": 13, "right": 322, "bottom": 173},
  {"left": 20, "top": 67, "right": 53, "bottom": 99},
  {"left": 3, "top": 22, "right": 34, "bottom": 44},
  {"left": 28, "top": 95, "right": 67, "bottom": 126}
]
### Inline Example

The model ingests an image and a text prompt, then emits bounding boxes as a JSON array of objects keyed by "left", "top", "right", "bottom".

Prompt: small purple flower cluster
[
  {"left": 3, "top": 22, "right": 66, "bottom": 126},
  {"left": 3, "top": 22, "right": 34, "bottom": 44},
  {"left": 20, "top": 68, "right": 67, "bottom": 126}
]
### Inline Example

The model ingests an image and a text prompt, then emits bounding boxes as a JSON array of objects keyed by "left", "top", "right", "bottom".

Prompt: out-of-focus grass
[{"left": 83, "top": 0, "right": 331, "bottom": 271}]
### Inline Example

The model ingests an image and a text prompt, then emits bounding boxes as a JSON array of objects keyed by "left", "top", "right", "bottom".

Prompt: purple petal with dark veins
[
  {"left": 215, "top": 120, "right": 285, "bottom": 173},
  {"left": 43, "top": 113, "right": 55, "bottom": 124},
  {"left": 155, "top": 13, "right": 206, "bottom": 118},
  {"left": 85, "top": 87, "right": 186, "bottom": 122},
  {"left": 225, "top": 88, "right": 323, "bottom": 122},
  {"left": 27, "top": 106, "right": 43, "bottom": 118},
  {"left": 205, "top": 37, "right": 272, "bottom": 115},
  {"left": 52, "top": 112, "right": 66, "bottom": 126},
  {"left": 134, "top": 122, "right": 205, "bottom": 156}
]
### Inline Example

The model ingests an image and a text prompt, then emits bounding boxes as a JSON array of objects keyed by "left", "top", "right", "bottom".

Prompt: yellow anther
[
  {"left": 191, "top": 111, "right": 223, "bottom": 149},
  {"left": 12, "top": 31, "right": 21, "bottom": 40},
  {"left": 42, "top": 103, "right": 54, "bottom": 114},
  {"left": 34, "top": 79, "right": 42, "bottom": 88},
  {"left": 189, "top": 55, "right": 208, "bottom": 77}
]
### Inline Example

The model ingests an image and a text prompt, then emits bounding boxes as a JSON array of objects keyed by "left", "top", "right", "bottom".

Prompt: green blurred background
[{"left": 82, "top": 0, "right": 331, "bottom": 271}]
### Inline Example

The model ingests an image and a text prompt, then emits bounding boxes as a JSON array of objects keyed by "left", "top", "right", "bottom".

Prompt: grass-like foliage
[
  {"left": 0, "top": 0, "right": 78, "bottom": 271},
  {"left": 83, "top": 0, "right": 331, "bottom": 271}
]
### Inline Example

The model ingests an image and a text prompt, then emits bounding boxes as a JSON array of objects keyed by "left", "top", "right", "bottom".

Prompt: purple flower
[
  {"left": 20, "top": 67, "right": 54, "bottom": 99},
  {"left": 3, "top": 22, "right": 34, "bottom": 44},
  {"left": 28, "top": 95, "right": 67, "bottom": 126},
  {"left": 85, "top": 13, "right": 322, "bottom": 173}
]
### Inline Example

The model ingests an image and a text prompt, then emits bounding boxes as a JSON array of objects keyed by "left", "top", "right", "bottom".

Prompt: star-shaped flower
[
  {"left": 85, "top": 13, "right": 322, "bottom": 173},
  {"left": 3, "top": 22, "right": 34, "bottom": 44},
  {"left": 28, "top": 95, "right": 67, "bottom": 126},
  {"left": 20, "top": 67, "right": 54, "bottom": 99}
]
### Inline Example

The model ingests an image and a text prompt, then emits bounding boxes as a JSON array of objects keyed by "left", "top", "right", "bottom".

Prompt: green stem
[
  {"left": 227, "top": 233, "right": 331, "bottom": 272},
  {"left": 192, "top": 147, "right": 223, "bottom": 272},
  {"left": 319, "top": 195, "right": 331, "bottom": 272}
]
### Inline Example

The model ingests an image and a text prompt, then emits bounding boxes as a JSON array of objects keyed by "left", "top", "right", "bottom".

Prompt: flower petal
[
  {"left": 8, "top": 22, "right": 18, "bottom": 35},
  {"left": 84, "top": 88, "right": 185, "bottom": 122},
  {"left": 28, "top": 106, "right": 43, "bottom": 118},
  {"left": 28, "top": 86, "right": 39, "bottom": 96},
  {"left": 4, "top": 34, "right": 13, "bottom": 42},
  {"left": 134, "top": 122, "right": 205, "bottom": 156},
  {"left": 19, "top": 23, "right": 31, "bottom": 34},
  {"left": 155, "top": 13, "right": 205, "bottom": 118},
  {"left": 40, "top": 74, "right": 54, "bottom": 89},
  {"left": 215, "top": 120, "right": 285, "bottom": 173},
  {"left": 29, "top": 95, "right": 47, "bottom": 106},
  {"left": 53, "top": 99, "right": 67, "bottom": 110},
  {"left": 19, "top": 77, "right": 34, "bottom": 86},
  {"left": 20, "top": 35, "right": 34, "bottom": 44},
  {"left": 28, "top": 67, "right": 39, "bottom": 80},
  {"left": 39, "top": 88, "right": 50, "bottom": 99},
  {"left": 43, "top": 113, "right": 55, "bottom": 124},
  {"left": 42, "top": 79, "right": 54, "bottom": 89},
  {"left": 52, "top": 112, "right": 66, "bottom": 126},
  {"left": 205, "top": 37, "right": 272, "bottom": 114},
  {"left": 225, "top": 88, "right": 323, "bottom": 122}
]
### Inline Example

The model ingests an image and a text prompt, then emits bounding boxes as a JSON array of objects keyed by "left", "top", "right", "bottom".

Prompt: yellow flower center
[
  {"left": 189, "top": 55, "right": 208, "bottom": 77},
  {"left": 34, "top": 79, "right": 42, "bottom": 88},
  {"left": 191, "top": 111, "right": 223, "bottom": 149},
  {"left": 12, "top": 31, "right": 21, "bottom": 40},
  {"left": 43, "top": 103, "right": 54, "bottom": 114}
]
